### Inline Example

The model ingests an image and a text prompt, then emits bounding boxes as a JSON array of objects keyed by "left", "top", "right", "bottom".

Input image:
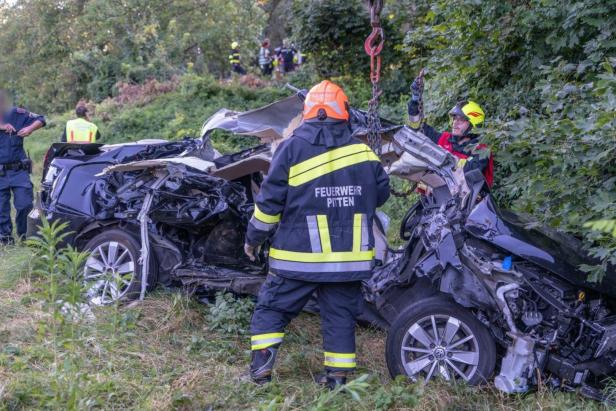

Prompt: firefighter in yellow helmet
[
  {"left": 245, "top": 80, "right": 390, "bottom": 387},
  {"left": 62, "top": 104, "right": 100, "bottom": 144},
  {"left": 229, "top": 41, "right": 246, "bottom": 75},
  {"left": 408, "top": 75, "right": 494, "bottom": 186}
]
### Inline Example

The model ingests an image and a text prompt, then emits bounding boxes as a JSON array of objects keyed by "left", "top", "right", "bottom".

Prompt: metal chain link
[
  {"left": 416, "top": 68, "right": 425, "bottom": 127},
  {"left": 390, "top": 183, "right": 418, "bottom": 198},
  {"left": 364, "top": 0, "right": 385, "bottom": 156},
  {"left": 367, "top": 83, "right": 383, "bottom": 156}
]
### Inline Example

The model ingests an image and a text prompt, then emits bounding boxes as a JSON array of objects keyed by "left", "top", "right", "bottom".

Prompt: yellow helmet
[
  {"left": 231, "top": 41, "right": 239, "bottom": 49},
  {"left": 449, "top": 100, "right": 485, "bottom": 128}
]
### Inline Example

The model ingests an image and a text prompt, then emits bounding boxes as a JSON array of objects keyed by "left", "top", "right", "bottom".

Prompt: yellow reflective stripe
[
  {"left": 254, "top": 204, "right": 281, "bottom": 224},
  {"left": 324, "top": 352, "right": 355, "bottom": 358},
  {"left": 289, "top": 151, "right": 380, "bottom": 187},
  {"left": 269, "top": 248, "right": 374, "bottom": 263},
  {"left": 251, "top": 332, "right": 285, "bottom": 350},
  {"left": 324, "top": 352, "right": 356, "bottom": 369},
  {"left": 289, "top": 144, "right": 368, "bottom": 177},
  {"left": 251, "top": 332, "right": 285, "bottom": 341},
  {"left": 252, "top": 342, "right": 280, "bottom": 350},
  {"left": 316, "top": 215, "right": 332, "bottom": 253},
  {"left": 66, "top": 119, "right": 98, "bottom": 143},
  {"left": 352, "top": 213, "right": 362, "bottom": 252}
]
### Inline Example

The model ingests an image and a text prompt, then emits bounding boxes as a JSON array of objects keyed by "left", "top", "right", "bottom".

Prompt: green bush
[{"left": 206, "top": 292, "right": 255, "bottom": 335}]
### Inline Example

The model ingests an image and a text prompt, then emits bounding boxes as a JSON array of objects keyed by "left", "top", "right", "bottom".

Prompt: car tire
[
  {"left": 83, "top": 229, "right": 157, "bottom": 305},
  {"left": 386, "top": 295, "right": 496, "bottom": 386}
]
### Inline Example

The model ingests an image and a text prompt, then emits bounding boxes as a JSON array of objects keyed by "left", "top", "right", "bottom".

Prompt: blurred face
[{"left": 451, "top": 115, "right": 471, "bottom": 137}]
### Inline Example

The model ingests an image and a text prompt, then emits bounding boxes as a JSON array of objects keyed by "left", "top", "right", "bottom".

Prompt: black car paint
[{"left": 465, "top": 196, "right": 616, "bottom": 297}]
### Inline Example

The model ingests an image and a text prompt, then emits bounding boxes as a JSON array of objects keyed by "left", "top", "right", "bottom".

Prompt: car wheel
[
  {"left": 83, "top": 229, "right": 157, "bottom": 305},
  {"left": 386, "top": 295, "right": 495, "bottom": 385}
]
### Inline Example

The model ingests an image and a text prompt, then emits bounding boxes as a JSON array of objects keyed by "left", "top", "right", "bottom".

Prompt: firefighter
[
  {"left": 244, "top": 80, "right": 390, "bottom": 388},
  {"left": 408, "top": 75, "right": 494, "bottom": 186},
  {"left": 279, "top": 40, "right": 296, "bottom": 74},
  {"left": 0, "top": 90, "right": 45, "bottom": 244},
  {"left": 229, "top": 41, "right": 246, "bottom": 75},
  {"left": 62, "top": 104, "right": 100, "bottom": 143}
]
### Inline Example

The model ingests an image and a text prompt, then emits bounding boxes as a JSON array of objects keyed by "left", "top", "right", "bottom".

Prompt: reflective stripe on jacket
[
  {"left": 66, "top": 118, "right": 98, "bottom": 143},
  {"left": 229, "top": 49, "right": 241, "bottom": 64},
  {"left": 246, "top": 120, "right": 390, "bottom": 282},
  {"left": 258, "top": 47, "right": 271, "bottom": 66}
]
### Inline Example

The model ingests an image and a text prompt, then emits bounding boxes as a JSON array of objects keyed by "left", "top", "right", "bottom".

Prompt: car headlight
[{"left": 44, "top": 164, "right": 60, "bottom": 185}]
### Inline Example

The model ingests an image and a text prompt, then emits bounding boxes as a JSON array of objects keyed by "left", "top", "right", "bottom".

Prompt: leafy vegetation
[
  {"left": 2, "top": 0, "right": 616, "bottom": 407},
  {"left": 0, "top": 239, "right": 609, "bottom": 409},
  {"left": 399, "top": 0, "right": 616, "bottom": 280},
  {"left": 0, "top": 0, "right": 266, "bottom": 112}
]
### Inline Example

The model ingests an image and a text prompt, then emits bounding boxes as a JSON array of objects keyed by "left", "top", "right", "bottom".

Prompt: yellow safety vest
[{"left": 66, "top": 118, "right": 98, "bottom": 143}]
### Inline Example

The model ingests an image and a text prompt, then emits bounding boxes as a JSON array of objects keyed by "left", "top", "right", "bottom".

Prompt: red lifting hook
[{"left": 364, "top": 26, "right": 384, "bottom": 57}]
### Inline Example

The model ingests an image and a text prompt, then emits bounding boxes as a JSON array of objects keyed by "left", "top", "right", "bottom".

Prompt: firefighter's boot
[
  {"left": 315, "top": 370, "right": 349, "bottom": 390},
  {"left": 250, "top": 345, "right": 279, "bottom": 385}
]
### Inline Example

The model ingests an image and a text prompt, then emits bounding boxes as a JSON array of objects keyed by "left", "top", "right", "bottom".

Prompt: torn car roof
[{"left": 200, "top": 93, "right": 403, "bottom": 144}]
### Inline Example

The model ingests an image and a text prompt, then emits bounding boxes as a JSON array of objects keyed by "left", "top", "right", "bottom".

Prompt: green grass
[{"left": 0, "top": 249, "right": 609, "bottom": 410}]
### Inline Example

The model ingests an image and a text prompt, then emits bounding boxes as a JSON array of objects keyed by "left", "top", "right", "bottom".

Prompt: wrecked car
[{"left": 29, "top": 92, "right": 616, "bottom": 402}]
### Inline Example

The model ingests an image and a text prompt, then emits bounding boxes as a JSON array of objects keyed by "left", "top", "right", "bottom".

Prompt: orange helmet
[{"left": 303, "top": 80, "right": 349, "bottom": 121}]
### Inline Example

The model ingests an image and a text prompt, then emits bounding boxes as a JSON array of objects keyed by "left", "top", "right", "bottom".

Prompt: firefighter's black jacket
[{"left": 246, "top": 120, "right": 390, "bottom": 282}]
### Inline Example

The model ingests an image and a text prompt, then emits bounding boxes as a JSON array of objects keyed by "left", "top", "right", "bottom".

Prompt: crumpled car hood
[
  {"left": 198, "top": 93, "right": 453, "bottom": 187},
  {"left": 200, "top": 94, "right": 403, "bottom": 144},
  {"left": 100, "top": 157, "right": 216, "bottom": 174}
]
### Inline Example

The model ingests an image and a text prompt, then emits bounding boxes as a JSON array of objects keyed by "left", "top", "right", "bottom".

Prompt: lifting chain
[
  {"left": 390, "top": 183, "right": 417, "bottom": 198},
  {"left": 364, "top": 0, "right": 384, "bottom": 156},
  {"left": 415, "top": 68, "right": 426, "bottom": 127}
]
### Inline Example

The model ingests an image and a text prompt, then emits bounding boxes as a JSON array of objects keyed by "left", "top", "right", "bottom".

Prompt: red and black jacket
[{"left": 408, "top": 99, "right": 494, "bottom": 187}]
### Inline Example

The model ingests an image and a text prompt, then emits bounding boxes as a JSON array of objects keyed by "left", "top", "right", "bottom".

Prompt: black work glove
[{"left": 410, "top": 76, "right": 422, "bottom": 102}]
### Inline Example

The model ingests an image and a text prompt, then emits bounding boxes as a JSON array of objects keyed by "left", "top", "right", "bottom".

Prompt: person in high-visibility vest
[{"left": 62, "top": 105, "right": 100, "bottom": 143}]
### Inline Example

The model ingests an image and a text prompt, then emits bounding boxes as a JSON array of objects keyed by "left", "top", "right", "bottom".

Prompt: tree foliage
[
  {"left": 397, "top": 0, "right": 616, "bottom": 279},
  {"left": 0, "top": 0, "right": 265, "bottom": 111},
  {"left": 2, "top": 0, "right": 616, "bottom": 279}
]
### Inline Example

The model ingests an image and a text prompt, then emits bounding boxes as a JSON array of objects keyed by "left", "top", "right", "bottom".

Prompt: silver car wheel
[
  {"left": 83, "top": 241, "right": 136, "bottom": 305},
  {"left": 400, "top": 314, "right": 479, "bottom": 384}
]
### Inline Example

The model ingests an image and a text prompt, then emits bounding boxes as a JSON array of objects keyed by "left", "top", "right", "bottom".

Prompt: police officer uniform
[
  {"left": 246, "top": 81, "right": 390, "bottom": 386},
  {"left": 0, "top": 107, "right": 45, "bottom": 243}
]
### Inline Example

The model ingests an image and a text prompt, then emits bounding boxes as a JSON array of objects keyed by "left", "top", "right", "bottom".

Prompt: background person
[
  {"left": 279, "top": 41, "right": 296, "bottom": 74},
  {"left": 0, "top": 90, "right": 45, "bottom": 244},
  {"left": 229, "top": 41, "right": 246, "bottom": 75},
  {"left": 258, "top": 39, "right": 273, "bottom": 76},
  {"left": 62, "top": 104, "right": 100, "bottom": 143}
]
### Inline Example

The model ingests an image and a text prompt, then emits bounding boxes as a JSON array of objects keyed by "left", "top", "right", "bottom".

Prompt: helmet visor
[{"left": 448, "top": 103, "right": 469, "bottom": 121}]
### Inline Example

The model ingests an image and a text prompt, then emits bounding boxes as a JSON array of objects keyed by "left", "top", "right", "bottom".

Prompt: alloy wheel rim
[
  {"left": 83, "top": 241, "right": 135, "bottom": 305},
  {"left": 400, "top": 314, "right": 479, "bottom": 383}
]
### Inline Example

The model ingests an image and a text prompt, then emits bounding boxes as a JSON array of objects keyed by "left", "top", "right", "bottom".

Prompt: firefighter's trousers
[{"left": 250, "top": 273, "right": 362, "bottom": 371}]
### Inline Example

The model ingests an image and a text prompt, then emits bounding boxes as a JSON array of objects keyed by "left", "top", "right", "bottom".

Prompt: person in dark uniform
[
  {"left": 0, "top": 90, "right": 45, "bottom": 244},
  {"left": 279, "top": 41, "right": 297, "bottom": 74},
  {"left": 244, "top": 80, "right": 390, "bottom": 388}
]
